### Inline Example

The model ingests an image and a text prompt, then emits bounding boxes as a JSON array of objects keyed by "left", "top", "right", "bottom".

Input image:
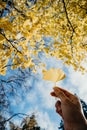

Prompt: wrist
[
  {"left": 64, "top": 114, "right": 87, "bottom": 130},
  {"left": 64, "top": 121, "right": 87, "bottom": 130},
  {"left": 75, "top": 120, "right": 87, "bottom": 130}
]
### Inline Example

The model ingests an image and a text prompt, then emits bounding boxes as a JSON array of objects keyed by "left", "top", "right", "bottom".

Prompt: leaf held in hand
[{"left": 42, "top": 68, "right": 66, "bottom": 82}]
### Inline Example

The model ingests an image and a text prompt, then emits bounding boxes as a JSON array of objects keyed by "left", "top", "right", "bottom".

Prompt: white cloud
[
  {"left": 68, "top": 68, "right": 87, "bottom": 102},
  {"left": 26, "top": 106, "right": 60, "bottom": 130},
  {"left": 42, "top": 56, "right": 63, "bottom": 69},
  {"left": 26, "top": 90, "right": 38, "bottom": 104},
  {"left": 36, "top": 111, "right": 58, "bottom": 130},
  {"left": 56, "top": 67, "right": 87, "bottom": 102},
  {"left": 16, "top": 33, "right": 22, "bottom": 39},
  {"left": 13, "top": 118, "right": 22, "bottom": 126},
  {"left": 9, "top": 57, "right": 87, "bottom": 130},
  {"left": 35, "top": 80, "right": 56, "bottom": 109}
]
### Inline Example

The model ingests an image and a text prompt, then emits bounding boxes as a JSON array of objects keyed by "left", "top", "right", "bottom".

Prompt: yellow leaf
[
  {"left": 11, "top": 65, "right": 17, "bottom": 70},
  {"left": 0, "top": 43, "right": 3, "bottom": 49},
  {"left": 0, "top": 20, "right": 14, "bottom": 32},
  {"left": 33, "top": 16, "right": 39, "bottom": 24},
  {"left": 0, "top": 68, "right": 6, "bottom": 75},
  {"left": 42, "top": 68, "right": 66, "bottom": 82},
  {"left": 0, "top": 34, "right": 5, "bottom": 41},
  {"left": 23, "top": 19, "right": 32, "bottom": 30},
  {"left": 32, "top": 69, "right": 37, "bottom": 73}
]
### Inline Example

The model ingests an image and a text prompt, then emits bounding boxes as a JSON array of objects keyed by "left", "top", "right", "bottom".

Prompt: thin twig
[
  {"left": 2, "top": 63, "right": 20, "bottom": 69},
  {"left": 78, "top": 3, "right": 87, "bottom": 11},
  {"left": 1, "top": 113, "right": 30, "bottom": 123},
  {"left": 0, "top": 32, "right": 22, "bottom": 54},
  {"left": 13, "top": 6, "right": 27, "bottom": 18}
]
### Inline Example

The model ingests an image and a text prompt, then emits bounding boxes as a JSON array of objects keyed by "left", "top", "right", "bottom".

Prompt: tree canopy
[{"left": 0, "top": 0, "right": 87, "bottom": 75}]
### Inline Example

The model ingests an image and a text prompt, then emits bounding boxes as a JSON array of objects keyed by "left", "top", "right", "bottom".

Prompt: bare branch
[
  {"left": 0, "top": 113, "right": 30, "bottom": 124},
  {"left": 2, "top": 63, "right": 20, "bottom": 69}
]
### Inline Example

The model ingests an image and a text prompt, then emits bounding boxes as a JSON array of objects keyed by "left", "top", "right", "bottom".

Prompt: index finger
[
  {"left": 53, "top": 87, "right": 80, "bottom": 105},
  {"left": 50, "top": 88, "right": 69, "bottom": 103}
]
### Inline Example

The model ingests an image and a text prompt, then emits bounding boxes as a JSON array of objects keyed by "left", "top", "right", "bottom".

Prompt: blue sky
[
  {"left": 1, "top": 2, "right": 87, "bottom": 129},
  {"left": 4, "top": 56, "right": 87, "bottom": 130}
]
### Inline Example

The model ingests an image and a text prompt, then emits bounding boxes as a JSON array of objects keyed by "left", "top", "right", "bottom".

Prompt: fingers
[
  {"left": 51, "top": 87, "right": 69, "bottom": 102},
  {"left": 51, "top": 86, "right": 81, "bottom": 107},
  {"left": 53, "top": 86, "right": 73, "bottom": 98},
  {"left": 55, "top": 86, "right": 76, "bottom": 100},
  {"left": 54, "top": 87, "right": 80, "bottom": 106},
  {"left": 55, "top": 100, "right": 61, "bottom": 107},
  {"left": 50, "top": 92, "right": 57, "bottom": 97},
  {"left": 55, "top": 100, "right": 63, "bottom": 118}
]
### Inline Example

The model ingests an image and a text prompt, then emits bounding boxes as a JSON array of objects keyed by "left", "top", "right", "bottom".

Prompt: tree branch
[
  {"left": 62, "top": 0, "right": 75, "bottom": 33},
  {"left": 78, "top": 3, "right": 87, "bottom": 12},
  {"left": 13, "top": 6, "right": 27, "bottom": 18},
  {"left": 1, "top": 113, "right": 30, "bottom": 124},
  {"left": 2, "top": 63, "right": 20, "bottom": 69},
  {"left": 62, "top": 0, "right": 75, "bottom": 54},
  {"left": 0, "top": 32, "right": 22, "bottom": 54}
]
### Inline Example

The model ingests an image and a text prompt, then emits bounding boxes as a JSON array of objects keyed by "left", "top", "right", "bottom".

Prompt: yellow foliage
[
  {"left": 23, "top": 58, "right": 32, "bottom": 68},
  {"left": 0, "top": 2, "right": 6, "bottom": 9},
  {"left": 0, "top": 69, "right": 6, "bottom": 75},
  {"left": 0, "top": 34, "right": 5, "bottom": 42},
  {"left": 0, "top": 0, "right": 87, "bottom": 75},
  {"left": 0, "top": 19, "right": 14, "bottom": 33},
  {"left": 42, "top": 68, "right": 66, "bottom": 82},
  {"left": 0, "top": 43, "right": 3, "bottom": 49},
  {"left": 23, "top": 19, "right": 32, "bottom": 30}
]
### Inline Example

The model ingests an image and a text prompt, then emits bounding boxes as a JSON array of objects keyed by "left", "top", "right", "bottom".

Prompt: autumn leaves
[
  {"left": 0, "top": 0, "right": 87, "bottom": 75},
  {"left": 43, "top": 68, "right": 66, "bottom": 82}
]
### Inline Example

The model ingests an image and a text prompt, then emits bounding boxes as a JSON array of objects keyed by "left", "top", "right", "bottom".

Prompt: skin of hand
[{"left": 50, "top": 86, "right": 87, "bottom": 130}]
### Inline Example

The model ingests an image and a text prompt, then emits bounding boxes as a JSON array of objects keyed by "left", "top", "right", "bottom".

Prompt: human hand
[{"left": 50, "top": 87, "right": 87, "bottom": 130}]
